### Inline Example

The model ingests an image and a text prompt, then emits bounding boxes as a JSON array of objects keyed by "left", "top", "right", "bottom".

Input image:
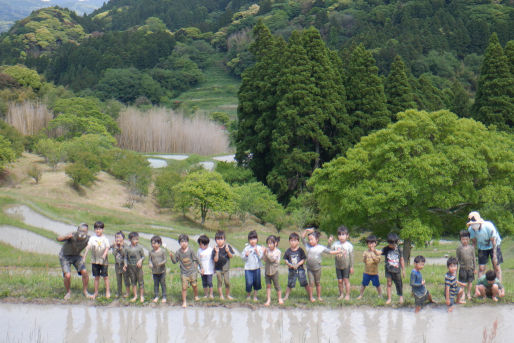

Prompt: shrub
[
  {"left": 62, "top": 134, "right": 116, "bottom": 169},
  {"left": 154, "top": 168, "right": 182, "bottom": 208},
  {"left": 215, "top": 161, "right": 255, "bottom": 185},
  {"left": 108, "top": 149, "right": 151, "bottom": 196},
  {"left": 27, "top": 163, "right": 42, "bottom": 184},
  {"left": 0, "top": 135, "right": 15, "bottom": 170},
  {"left": 34, "top": 138, "right": 64, "bottom": 169},
  {"left": 65, "top": 162, "right": 96, "bottom": 188},
  {"left": 0, "top": 120, "right": 25, "bottom": 157}
]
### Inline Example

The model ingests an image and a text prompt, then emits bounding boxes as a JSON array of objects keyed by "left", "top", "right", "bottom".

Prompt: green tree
[
  {"left": 172, "top": 170, "right": 235, "bottom": 225},
  {"left": 385, "top": 55, "right": 416, "bottom": 117},
  {"left": 449, "top": 80, "right": 471, "bottom": 118},
  {"left": 233, "top": 182, "right": 283, "bottom": 225},
  {"left": 505, "top": 40, "right": 514, "bottom": 76},
  {"left": 471, "top": 33, "right": 514, "bottom": 132},
  {"left": 1, "top": 65, "right": 42, "bottom": 91},
  {"left": 65, "top": 162, "right": 96, "bottom": 189},
  {"left": 109, "top": 149, "right": 151, "bottom": 196},
  {"left": 0, "top": 135, "right": 15, "bottom": 170},
  {"left": 34, "top": 138, "right": 64, "bottom": 169},
  {"left": 309, "top": 109, "right": 514, "bottom": 264},
  {"left": 154, "top": 168, "right": 182, "bottom": 208}
]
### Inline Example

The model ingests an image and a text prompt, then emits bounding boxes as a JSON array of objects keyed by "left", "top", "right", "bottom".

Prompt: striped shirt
[{"left": 445, "top": 272, "right": 459, "bottom": 299}]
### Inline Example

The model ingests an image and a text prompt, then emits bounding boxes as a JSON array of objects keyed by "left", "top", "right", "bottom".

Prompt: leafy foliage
[
  {"left": 0, "top": 134, "right": 15, "bottom": 169},
  {"left": 153, "top": 168, "right": 182, "bottom": 208},
  {"left": 385, "top": 55, "right": 416, "bottom": 117},
  {"left": 65, "top": 161, "right": 96, "bottom": 188},
  {"left": 108, "top": 149, "right": 152, "bottom": 196}
]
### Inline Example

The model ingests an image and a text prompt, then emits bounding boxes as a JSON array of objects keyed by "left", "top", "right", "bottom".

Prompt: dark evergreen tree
[
  {"left": 449, "top": 80, "right": 471, "bottom": 118},
  {"left": 385, "top": 55, "right": 417, "bottom": 117},
  {"left": 412, "top": 75, "right": 448, "bottom": 112},
  {"left": 472, "top": 33, "right": 514, "bottom": 132},
  {"left": 505, "top": 40, "right": 514, "bottom": 76}
]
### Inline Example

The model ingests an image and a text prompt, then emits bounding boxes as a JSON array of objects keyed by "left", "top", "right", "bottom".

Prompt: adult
[
  {"left": 466, "top": 211, "right": 503, "bottom": 282},
  {"left": 57, "top": 223, "right": 92, "bottom": 299}
]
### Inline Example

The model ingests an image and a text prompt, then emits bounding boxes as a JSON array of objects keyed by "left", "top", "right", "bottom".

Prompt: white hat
[{"left": 466, "top": 211, "right": 484, "bottom": 227}]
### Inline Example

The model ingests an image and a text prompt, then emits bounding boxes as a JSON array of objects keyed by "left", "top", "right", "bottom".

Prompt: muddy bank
[{"left": 1, "top": 303, "right": 512, "bottom": 342}]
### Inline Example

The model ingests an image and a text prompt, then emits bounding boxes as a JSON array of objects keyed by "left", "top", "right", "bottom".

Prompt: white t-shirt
[
  {"left": 88, "top": 235, "right": 110, "bottom": 265},
  {"left": 197, "top": 246, "right": 214, "bottom": 275}
]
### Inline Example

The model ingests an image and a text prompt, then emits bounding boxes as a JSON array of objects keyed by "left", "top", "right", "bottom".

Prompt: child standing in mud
[
  {"left": 357, "top": 235, "right": 382, "bottom": 300},
  {"left": 445, "top": 256, "right": 465, "bottom": 312},
  {"left": 283, "top": 232, "right": 309, "bottom": 301},
  {"left": 111, "top": 231, "right": 130, "bottom": 298},
  {"left": 212, "top": 230, "right": 235, "bottom": 300},
  {"left": 126, "top": 232, "right": 145, "bottom": 303},
  {"left": 456, "top": 230, "right": 476, "bottom": 300},
  {"left": 410, "top": 255, "right": 434, "bottom": 313},
  {"left": 170, "top": 234, "right": 199, "bottom": 308},
  {"left": 242, "top": 230, "right": 264, "bottom": 301},
  {"left": 381, "top": 233, "right": 404, "bottom": 305},
  {"left": 327, "top": 225, "right": 354, "bottom": 300},
  {"left": 83, "top": 221, "right": 110, "bottom": 299},
  {"left": 263, "top": 235, "right": 283, "bottom": 306},
  {"left": 149, "top": 235, "right": 167, "bottom": 303}
]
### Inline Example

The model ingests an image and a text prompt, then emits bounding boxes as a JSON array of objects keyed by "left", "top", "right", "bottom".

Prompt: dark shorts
[
  {"left": 336, "top": 268, "right": 350, "bottom": 280},
  {"left": 59, "top": 253, "right": 86, "bottom": 277},
  {"left": 287, "top": 268, "right": 308, "bottom": 288},
  {"left": 245, "top": 269, "right": 262, "bottom": 293},
  {"left": 362, "top": 273, "right": 380, "bottom": 287},
  {"left": 478, "top": 246, "right": 503, "bottom": 265},
  {"left": 414, "top": 291, "right": 430, "bottom": 307},
  {"left": 92, "top": 264, "right": 108, "bottom": 277},
  {"left": 265, "top": 272, "right": 281, "bottom": 291},
  {"left": 458, "top": 268, "right": 474, "bottom": 283},
  {"left": 201, "top": 274, "right": 213, "bottom": 288}
]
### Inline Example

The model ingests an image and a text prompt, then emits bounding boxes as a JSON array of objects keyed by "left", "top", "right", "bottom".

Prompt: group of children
[{"left": 61, "top": 222, "right": 505, "bottom": 310}]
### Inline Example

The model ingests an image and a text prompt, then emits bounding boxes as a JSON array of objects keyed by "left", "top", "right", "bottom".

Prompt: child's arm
[
  {"left": 225, "top": 244, "right": 234, "bottom": 258},
  {"left": 410, "top": 272, "right": 423, "bottom": 287},
  {"left": 213, "top": 247, "right": 219, "bottom": 263},
  {"left": 371, "top": 249, "right": 381, "bottom": 263},
  {"left": 445, "top": 284, "right": 450, "bottom": 306},
  {"left": 102, "top": 240, "right": 109, "bottom": 261},
  {"left": 169, "top": 250, "right": 178, "bottom": 264},
  {"left": 192, "top": 250, "right": 200, "bottom": 270},
  {"left": 136, "top": 247, "right": 145, "bottom": 268},
  {"left": 349, "top": 247, "right": 354, "bottom": 274},
  {"left": 149, "top": 253, "right": 153, "bottom": 269}
]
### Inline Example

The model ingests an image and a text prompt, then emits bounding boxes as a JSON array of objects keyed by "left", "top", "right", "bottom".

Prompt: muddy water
[
  {"left": 1, "top": 303, "right": 512, "bottom": 342},
  {"left": 0, "top": 225, "right": 60, "bottom": 255}
]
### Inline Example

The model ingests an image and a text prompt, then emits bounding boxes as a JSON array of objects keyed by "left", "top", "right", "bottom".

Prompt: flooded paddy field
[
  {"left": 1, "top": 303, "right": 512, "bottom": 342},
  {"left": 0, "top": 225, "right": 60, "bottom": 255}
]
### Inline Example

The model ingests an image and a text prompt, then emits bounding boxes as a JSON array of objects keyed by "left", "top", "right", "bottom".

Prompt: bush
[
  {"left": 65, "top": 162, "right": 96, "bottom": 188},
  {"left": 0, "top": 120, "right": 25, "bottom": 157},
  {"left": 27, "top": 163, "right": 42, "bottom": 184},
  {"left": 62, "top": 134, "right": 115, "bottom": 169},
  {"left": 108, "top": 149, "right": 151, "bottom": 196},
  {"left": 215, "top": 161, "right": 255, "bottom": 185},
  {"left": 154, "top": 168, "right": 182, "bottom": 208},
  {"left": 233, "top": 182, "right": 283, "bottom": 224},
  {"left": 0, "top": 135, "right": 15, "bottom": 170},
  {"left": 34, "top": 138, "right": 64, "bottom": 169}
]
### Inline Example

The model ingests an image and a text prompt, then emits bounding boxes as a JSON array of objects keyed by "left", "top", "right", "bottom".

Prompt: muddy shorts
[
  {"left": 59, "top": 253, "right": 86, "bottom": 277},
  {"left": 201, "top": 274, "right": 213, "bottom": 288},
  {"left": 126, "top": 265, "right": 144, "bottom": 287},
  {"left": 336, "top": 268, "right": 350, "bottom": 280},
  {"left": 478, "top": 246, "right": 503, "bottom": 266},
  {"left": 385, "top": 270, "right": 403, "bottom": 296},
  {"left": 265, "top": 272, "right": 281, "bottom": 291},
  {"left": 414, "top": 290, "right": 430, "bottom": 307},
  {"left": 287, "top": 268, "right": 308, "bottom": 288},
  {"left": 181, "top": 274, "right": 197, "bottom": 290},
  {"left": 215, "top": 270, "right": 230, "bottom": 288},
  {"left": 307, "top": 268, "right": 322, "bottom": 286},
  {"left": 458, "top": 268, "right": 474, "bottom": 283},
  {"left": 92, "top": 263, "right": 108, "bottom": 277}
]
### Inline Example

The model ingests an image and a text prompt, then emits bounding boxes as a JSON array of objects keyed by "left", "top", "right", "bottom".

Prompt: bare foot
[
  {"left": 356, "top": 295, "right": 363, "bottom": 300},
  {"left": 264, "top": 302, "right": 270, "bottom": 307},
  {"left": 283, "top": 295, "right": 289, "bottom": 301},
  {"left": 385, "top": 298, "right": 391, "bottom": 305},
  {"left": 140, "top": 296, "right": 144, "bottom": 303},
  {"left": 91, "top": 294, "right": 97, "bottom": 300},
  {"left": 246, "top": 296, "right": 251, "bottom": 301},
  {"left": 194, "top": 296, "right": 200, "bottom": 301},
  {"left": 318, "top": 297, "right": 323, "bottom": 302},
  {"left": 220, "top": 295, "right": 225, "bottom": 300},
  {"left": 153, "top": 297, "right": 159, "bottom": 303},
  {"left": 448, "top": 306, "right": 453, "bottom": 313},
  {"left": 64, "top": 292, "right": 71, "bottom": 300},
  {"left": 182, "top": 302, "right": 187, "bottom": 308},
  {"left": 492, "top": 297, "right": 499, "bottom": 302},
  {"left": 124, "top": 293, "right": 129, "bottom": 298},
  {"left": 253, "top": 297, "right": 258, "bottom": 302},
  {"left": 344, "top": 295, "right": 350, "bottom": 301},
  {"left": 161, "top": 298, "right": 167, "bottom": 303},
  {"left": 310, "top": 297, "right": 316, "bottom": 303},
  {"left": 399, "top": 297, "right": 404, "bottom": 305},
  {"left": 226, "top": 295, "right": 234, "bottom": 300},
  {"left": 337, "top": 295, "right": 345, "bottom": 300},
  {"left": 278, "top": 299, "right": 284, "bottom": 305},
  {"left": 130, "top": 297, "right": 137, "bottom": 302},
  {"left": 467, "top": 294, "right": 472, "bottom": 301},
  {"left": 106, "top": 293, "right": 111, "bottom": 299},
  {"left": 84, "top": 292, "right": 93, "bottom": 299},
  {"left": 458, "top": 300, "right": 466, "bottom": 304},
  {"left": 209, "top": 295, "right": 214, "bottom": 299}
]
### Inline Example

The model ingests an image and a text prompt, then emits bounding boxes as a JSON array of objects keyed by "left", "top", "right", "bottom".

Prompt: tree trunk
[
  {"left": 314, "top": 141, "right": 320, "bottom": 170},
  {"left": 403, "top": 238, "right": 412, "bottom": 266},
  {"left": 201, "top": 204, "right": 207, "bottom": 225}
]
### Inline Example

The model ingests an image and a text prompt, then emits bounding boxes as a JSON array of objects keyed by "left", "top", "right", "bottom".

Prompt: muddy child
[
  {"left": 475, "top": 270, "right": 505, "bottom": 301},
  {"left": 357, "top": 235, "right": 382, "bottom": 300},
  {"left": 197, "top": 234, "right": 214, "bottom": 299},
  {"left": 212, "top": 230, "right": 235, "bottom": 300},
  {"left": 83, "top": 221, "right": 110, "bottom": 299},
  {"left": 456, "top": 230, "right": 476, "bottom": 300},
  {"left": 263, "top": 235, "right": 283, "bottom": 306},
  {"left": 242, "top": 230, "right": 263, "bottom": 301},
  {"left": 328, "top": 225, "right": 354, "bottom": 300},
  {"left": 410, "top": 255, "right": 434, "bottom": 313},
  {"left": 126, "top": 232, "right": 145, "bottom": 303},
  {"left": 283, "top": 232, "right": 309, "bottom": 301},
  {"left": 445, "top": 256, "right": 465, "bottom": 312},
  {"left": 149, "top": 235, "right": 167, "bottom": 303},
  {"left": 381, "top": 233, "right": 404, "bottom": 305},
  {"left": 111, "top": 231, "right": 130, "bottom": 298},
  {"left": 170, "top": 234, "right": 199, "bottom": 308}
]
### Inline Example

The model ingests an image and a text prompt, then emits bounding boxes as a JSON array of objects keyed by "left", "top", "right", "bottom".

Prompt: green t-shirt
[
  {"left": 60, "top": 232, "right": 89, "bottom": 256},
  {"left": 477, "top": 275, "right": 503, "bottom": 290}
]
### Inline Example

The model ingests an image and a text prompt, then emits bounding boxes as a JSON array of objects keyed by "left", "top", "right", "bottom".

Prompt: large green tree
[
  {"left": 385, "top": 55, "right": 416, "bottom": 117},
  {"left": 505, "top": 40, "right": 514, "bottom": 75},
  {"left": 471, "top": 33, "right": 514, "bottom": 132},
  {"left": 309, "top": 109, "right": 514, "bottom": 264}
]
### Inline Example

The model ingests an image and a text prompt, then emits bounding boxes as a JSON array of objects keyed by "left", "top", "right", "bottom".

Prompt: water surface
[{"left": 0, "top": 225, "right": 60, "bottom": 255}]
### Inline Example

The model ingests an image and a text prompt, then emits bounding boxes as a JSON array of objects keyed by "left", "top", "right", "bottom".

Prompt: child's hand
[
  {"left": 245, "top": 250, "right": 251, "bottom": 257},
  {"left": 350, "top": 267, "right": 354, "bottom": 275},
  {"left": 169, "top": 251, "right": 174, "bottom": 258},
  {"left": 446, "top": 299, "right": 451, "bottom": 306},
  {"left": 328, "top": 235, "right": 333, "bottom": 244},
  {"left": 201, "top": 268, "right": 204, "bottom": 275},
  {"left": 401, "top": 270, "right": 405, "bottom": 278},
  {"left": 214, "top": 246, "right": 219, "bottom": 253},
  {"left": 136, "top": 260, "right": 142, "bottom": 268},
  {"left": 123, "top": 265, "right": 127, "bottom": 272},
  {"left": 224, "top": 245, "right": 230, "bottom": 253},
  {"left": 254, "top": 246, "right": 260, "bottom": 254},
  {"left": 422, "top": 280, "right": 425, "bottom": 285}
]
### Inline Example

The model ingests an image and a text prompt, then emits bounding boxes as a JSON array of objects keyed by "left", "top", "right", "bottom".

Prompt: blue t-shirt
[
  {"left": 468, "top": 221, "right": 501, "bottom": 250},
  {"left": 410, "top": 269, "right": 426, "bottom": 297}
]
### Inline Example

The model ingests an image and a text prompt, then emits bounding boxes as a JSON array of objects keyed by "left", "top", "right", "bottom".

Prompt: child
[
  {"left": 242, "top": 230, "right": 263, "bottom": 301},
  {"left": 126, "top": 232, "right": 145, "bottom": 302},
  {"left": 83, "top": 221, "right": 110, "bottom": 299},
  {"left": 170, "top": 234, "right": 199, "bottom": 308},
  {"left": 111, "top": 231, "right": 130, "bottom": 298},
  {"left": 328, "top": 225, "right": 354, "bottom": 300},
  {"left": 197, "top": 234, "right": 214, "bottom": 299},
  {"left": 302, "top": 228, "right": 340, "bottom": 302},
  {"left": 283, "top": 232, "right": 309, "bottom": 301},
  {"left": 263, "top": 235, "right": 283, "bottom": 306},
  {"left": 381, "top": 233, "right": 404, "bottom": 305},
  {"left": 357, "top": 235, "right": 382, "bottom": 300},
  {"left": 456, "top": 230, "right": 476, "bottom": 300},
  {"left": 212, "top": 230, "right": 235, "bottom": 300},
  {"left": 475, "top": 270, "right": 505, "bottom": 301},
  {"left": 445, "top": 256, "right": 465, "bottom": 312},
  {"left": 149, "top": 235, "right": 167, "bottom": 303},
  {"left": 410, "top": 255, "right": 434, "bottom": 313}
]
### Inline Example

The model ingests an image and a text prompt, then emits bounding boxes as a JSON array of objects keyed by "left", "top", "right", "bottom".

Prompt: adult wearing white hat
[{"left": 466, "top": 211, "right": 503, "bottom": 282}]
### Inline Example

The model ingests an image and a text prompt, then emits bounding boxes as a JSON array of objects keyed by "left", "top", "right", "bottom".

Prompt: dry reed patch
[
  {"left": 116, "top": 107, "right": 230, "bottom": 155},
  {"left": 6, "top": 102, "right": 53, "bottom": 135}
]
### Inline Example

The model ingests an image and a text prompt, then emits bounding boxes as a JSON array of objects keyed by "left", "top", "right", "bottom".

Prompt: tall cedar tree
[
  {"left": 344, "top": 44, "right": 391, "bottom": 144},
  {"left": 385, "top": 55, "right": 416, "bottom": 117},
  {"left": 504, "top": 40, "right": 514, "bottom": 76},
  {"left": 471, "top": 33, "right": 514, "bottom": 132}
]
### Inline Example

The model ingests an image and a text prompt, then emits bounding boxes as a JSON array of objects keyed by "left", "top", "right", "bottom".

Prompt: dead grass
[{"left": 6, "top": 101, "right": 52, "bottom": 135}]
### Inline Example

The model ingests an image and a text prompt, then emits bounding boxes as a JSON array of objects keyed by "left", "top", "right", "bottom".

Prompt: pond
[{"left": 0, "top": 303, "right": 512, "bottom": 342}]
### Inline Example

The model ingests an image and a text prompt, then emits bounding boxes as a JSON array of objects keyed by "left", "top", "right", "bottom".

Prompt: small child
[
  {"left": 327, "top": 225, "right": 354, "bottom": 300},
  {"left": 475, "top": 270, "right": 505, "bottom": 301},
  {"left": 456, "top": 230, "right": 476, "bottom": 300},
  {"left": 149, "top": 235, "right": 167, "bottom": 303},
  {"left": 197, "top": 234, "right": 214, "bottom": 299},
  {"left": 125, "top": 232, "right": 145, "bottom": 303},
  {"left": 302, "top": 228, "right": 340, "bottom": 302},
  {"left": 170, "top": 234, "right": 199, "bottom": 308},
  {"left": 445, "top": 256, "right": 465, "bottom": 312},
  {"left": 357, "top": 235, "right": 382, "bottom": 299},
  {"left": 83, "top": 221, "right": 110, "bottom": 299},
  {"left": 212, "top": 230, "right": 235, "bottom": 300},
  {"left": 283, "top": 232, "right": 309, "bottom": 301},
  {"left": 410, "top": 255, "right": 434, "bottom": 313},
  {"left": 263, "top": 235, "right": 283, "bottom": 306},
  {"left": 111, "top": 231, "right": 130, "bottom": 298},
  {"left": 381, "top": 233, "right": 404, "bottom": 305},
  {"left": 242, "top": 230, "right": 263, "bottom": 301}
]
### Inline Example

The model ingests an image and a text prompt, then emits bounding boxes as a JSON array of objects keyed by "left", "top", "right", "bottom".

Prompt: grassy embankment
[{"left": 0, "top": 194, "right": 512, "bottom": 308}]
